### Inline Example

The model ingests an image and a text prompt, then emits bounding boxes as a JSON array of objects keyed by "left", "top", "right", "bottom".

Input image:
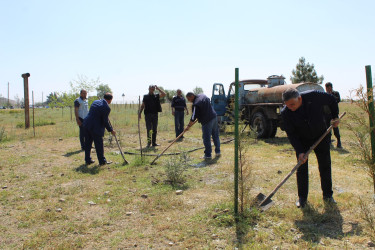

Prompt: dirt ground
[{"left": 0, "top": 126, "right": 374, "bottom": 249}]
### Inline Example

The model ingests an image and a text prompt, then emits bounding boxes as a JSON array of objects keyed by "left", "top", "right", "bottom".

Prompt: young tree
[
  {"left": 164, "top": 89, "right": 177, "bottom": 102},
  {"left": 96, "top": 84, "right": 112, "bottom": 99},
  {"left": 290, "top": 57, "right": 324, "bottom": 84},
  {"left": 193, "top": 86, "right": 204, "bottom": 94},
  {"left": 69, "top": 75, "right": 100, "bottom": 94}
]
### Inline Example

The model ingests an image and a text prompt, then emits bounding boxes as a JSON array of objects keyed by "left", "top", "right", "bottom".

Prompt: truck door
[{"left": 211, "top": 83, "right": 227, "bottom": 116}]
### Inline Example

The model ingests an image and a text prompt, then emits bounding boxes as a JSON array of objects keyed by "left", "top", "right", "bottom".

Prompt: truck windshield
[{"left": 244, "top": 84, "right": 264, "bottom": 91}]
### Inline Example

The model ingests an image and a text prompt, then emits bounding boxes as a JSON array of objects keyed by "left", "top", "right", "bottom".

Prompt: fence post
[
  {"left": 234, "top": 68, "right": 239, "bottom": 218},
  {"left": 366, "top": 65, "right": 375, "bottom": 161},
  {"left": 22, "top": 73, "right": 30, "bottom": 129}
]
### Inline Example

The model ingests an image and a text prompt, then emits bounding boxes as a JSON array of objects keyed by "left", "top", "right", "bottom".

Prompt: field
[{"left": 0, "top": 102, "right": 374, "bottom": 249}]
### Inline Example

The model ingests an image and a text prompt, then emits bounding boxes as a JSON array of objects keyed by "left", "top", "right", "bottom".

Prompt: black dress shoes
[
  {"left": 86, "top": 159, "right": 95, "bottom": 165},
  {"left": 296, "top": 198, "right": 307, "bottom": 208},
  {"left": 99, "top": 161, "right": 113, "bottom": 166},
  {"left": 323, "top": 197, "right": 337, "bottom": 204}
]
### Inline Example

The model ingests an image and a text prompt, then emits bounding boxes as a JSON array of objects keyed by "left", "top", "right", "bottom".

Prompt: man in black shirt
[
  {"left": 139, "top": 85, "right": 166, "bottom": 147},
  {"left": 281, "top": 88, "right": 340, "bottom": 208},
  {"left": 325, "top": 82, "right": 342, "bottom": 148},
  {"left": 171, "top": 89, "right": 189, "bottom": 138}
]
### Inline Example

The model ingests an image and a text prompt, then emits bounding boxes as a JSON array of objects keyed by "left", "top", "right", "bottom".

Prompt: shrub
[
  {"left": 0, "top": 127, "right": 6, "bottom": 142},
  {"left": 164, "top": 152, "right": 191, "bottom": 186},
  {"left": 347, "top": 86, "right": 375, "bottom": 195},
  {"left": 16, "top": 121, "right": 56, "bottom": 128}
]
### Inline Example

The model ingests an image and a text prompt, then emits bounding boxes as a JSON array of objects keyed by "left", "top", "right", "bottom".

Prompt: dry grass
[{"left": 0, "top": 102, "right": 374, "bottom": 248}]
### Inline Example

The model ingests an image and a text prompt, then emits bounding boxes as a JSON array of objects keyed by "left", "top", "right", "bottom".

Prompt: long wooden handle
[
  {"left": 259, "top": 112, "right": 346, "bottom": 206},
  {"left": 108, "top": 118, "right": 129, "bottom": 164},
  {"left": 114, "top": 134, "right": 129, "bottom": 164},
  {"left": 150, "top": 120, "right": 198, "bottom": 165}
]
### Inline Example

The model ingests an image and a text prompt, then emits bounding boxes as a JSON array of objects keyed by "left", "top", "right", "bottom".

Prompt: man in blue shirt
[
  {"left": 184, "top": 92, "right": 220, "bottom": 159},
  {"left": 171, "top": 89, "right": 189, "bottom": 138},
  {"left": 83, "top": 92, "right": 116, "bottom": 166},
  {"left": 281, "top": 88, "right": 340, "bottom": 208},
  {"left": 74, "top": 89, "right": 89, "bottom": 150}
]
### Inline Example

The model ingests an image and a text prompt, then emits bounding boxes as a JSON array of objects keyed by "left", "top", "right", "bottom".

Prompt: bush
[
  {"left": 164, "top": 152, "right": 191, "bottom": 186},
  {"left": 16, "top": 121, "right": 56, "bottom": 128},
  {"left": 0, "top": 127, "right": 6, "bottom": 142}
]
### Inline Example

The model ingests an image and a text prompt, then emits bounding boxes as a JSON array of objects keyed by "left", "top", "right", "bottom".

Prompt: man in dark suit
[
  {"left": 83, "top": 92, "right": 116, "bottom": 166},
  {"left": 325, "top": 82, "right": 342, "bottom": 148},
  {"left": 281, "top": 88, "right": 340, "bottom": 208}
]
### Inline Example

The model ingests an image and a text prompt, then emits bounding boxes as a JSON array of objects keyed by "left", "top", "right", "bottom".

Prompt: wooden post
[
  {"left": 32, "top": 91, "right": 35, "bottom": 137},
  {"left": 22, "top": 73, "right": 30, "bottom": 129}
]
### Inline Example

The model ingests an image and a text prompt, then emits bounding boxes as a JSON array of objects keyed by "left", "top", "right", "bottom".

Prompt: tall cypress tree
[{"left": 290, "top": 57, "right": 324, "bottom": 84}]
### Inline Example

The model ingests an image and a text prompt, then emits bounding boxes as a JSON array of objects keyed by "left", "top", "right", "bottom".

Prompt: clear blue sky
[{"left": 0, "top": 0, "right": 374, "bottom": 103}]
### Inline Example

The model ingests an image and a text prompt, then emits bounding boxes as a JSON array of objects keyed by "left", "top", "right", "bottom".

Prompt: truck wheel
[
  {"left": 251, "top": 112, "right": 270, "bottom": 138},
  {"left": 269, "top": 120, "right": 277, "bottom": 138}
]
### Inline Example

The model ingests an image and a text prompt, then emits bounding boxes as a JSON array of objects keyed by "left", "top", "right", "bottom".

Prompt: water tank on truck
[{"left": 211, "top": 75, "right": 324, "bottom": 138}]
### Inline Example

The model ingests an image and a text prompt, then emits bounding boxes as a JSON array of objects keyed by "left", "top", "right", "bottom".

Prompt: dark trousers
[
  {"left": 296, "top": 137, "right": 333, "bottom": 199},
  {"left": 325, "top": 114, "right": 341, "bottom": 142},
  {"left": 78, "top": 117, "right": 85, "bottom": 150},
  {"left": 145, "top": 113, "right": 158, "bottom": 145},
  {"left": 202, "top": 117, "right": 221, "bottom": 157},
  {"left": 84, "top": 128, "right": 106, "bottom": 164},
  {"left": 174, "top": 110, "right": 184, "bottom": 137}
]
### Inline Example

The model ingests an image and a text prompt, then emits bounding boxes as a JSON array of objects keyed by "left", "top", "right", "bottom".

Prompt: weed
[
  {"left": 16, "top": 121, "right": 55, "bottom": 128},
  {"left": 164, "top": 152, "right": 191, "bottom": 186},
  {"left": 0, "top": 127, "right": 6, "bottom": 142},
  {"left": 358, "top": 197, "right": 375, "bottom": 241}
]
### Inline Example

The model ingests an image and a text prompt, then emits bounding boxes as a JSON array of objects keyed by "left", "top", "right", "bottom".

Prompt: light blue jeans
[{"left": 202, "top": 117, "right": 220, "bottom": 157}]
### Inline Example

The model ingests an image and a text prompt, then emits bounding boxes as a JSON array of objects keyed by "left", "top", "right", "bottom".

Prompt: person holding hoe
[
  {"left": 83, "top": 92, "right": 115, "bottom": 166},
  {"left": 184, "top": 92, "right": 220, "bottom": 159},
  {"left": 281, "top": 88, "right": 340, "bottom": 208}
]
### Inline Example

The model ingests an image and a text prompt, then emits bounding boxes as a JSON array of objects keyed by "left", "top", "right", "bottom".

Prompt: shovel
[
  {"left": 150, "top": 120, "right": 197, "bottom": 165},
  {"left": 256, "top": 112, "right": 346, "bottom": 211}
]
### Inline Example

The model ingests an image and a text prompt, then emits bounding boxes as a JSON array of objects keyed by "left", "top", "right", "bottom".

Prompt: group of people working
[
  {"left": 74, "top": 85, "right": 221, "bottom": 165},
  {"left": 74, "top": 82, "right": 342, "bottom": 208}
]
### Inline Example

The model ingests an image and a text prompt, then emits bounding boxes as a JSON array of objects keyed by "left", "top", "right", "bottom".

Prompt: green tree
[
  {"left": 96, "top": 84, "right": 112, "bottom": 99},
  {"left": 290, "top": 57, "right": 324, "bottom": 84},
  {"left": 193, "top": 86, "right": 204, "bottom": 95},
  {"left": 164, "top": 89, "right": 177, "bottom": 102},
  {"left": 69, "top": 75, "right": 101, "bottom": 94},
  {"left": 46, "top": 92, "right": 62, "bottom": 105}
]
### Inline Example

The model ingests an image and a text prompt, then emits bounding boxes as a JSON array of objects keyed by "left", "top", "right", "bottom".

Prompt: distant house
[{"left": 0, "top": 97, "right": 17, "bottom": 106}]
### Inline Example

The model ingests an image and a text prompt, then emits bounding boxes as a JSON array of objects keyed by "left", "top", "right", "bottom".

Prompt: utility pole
[
  {"left": 42, "top": 92, "right": 44, "bottom": 105},
  {"left": 7, "top": 82, "right": 9, "bottom": 107}
]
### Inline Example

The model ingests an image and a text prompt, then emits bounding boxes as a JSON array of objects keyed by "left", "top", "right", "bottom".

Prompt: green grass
[{"left": 0, "top": 102, "right": 374, "bottom": 248}]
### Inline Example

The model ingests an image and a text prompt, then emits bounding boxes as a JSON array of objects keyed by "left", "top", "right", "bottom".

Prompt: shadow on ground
[
  {"left": 192, "top": 156, "right": 221, "bottom": 168},
  {"left": 264, "top": 136, "right": 291, "bottom": 145},
  {"left": 295, "top": 202, "right": 362, "bottom": 243},
  {"left": 75, "top": 164, "right": 101, "bottom": 175},
  {"left": 63, "top": 150, "right": 82, "bottom": 157}
]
